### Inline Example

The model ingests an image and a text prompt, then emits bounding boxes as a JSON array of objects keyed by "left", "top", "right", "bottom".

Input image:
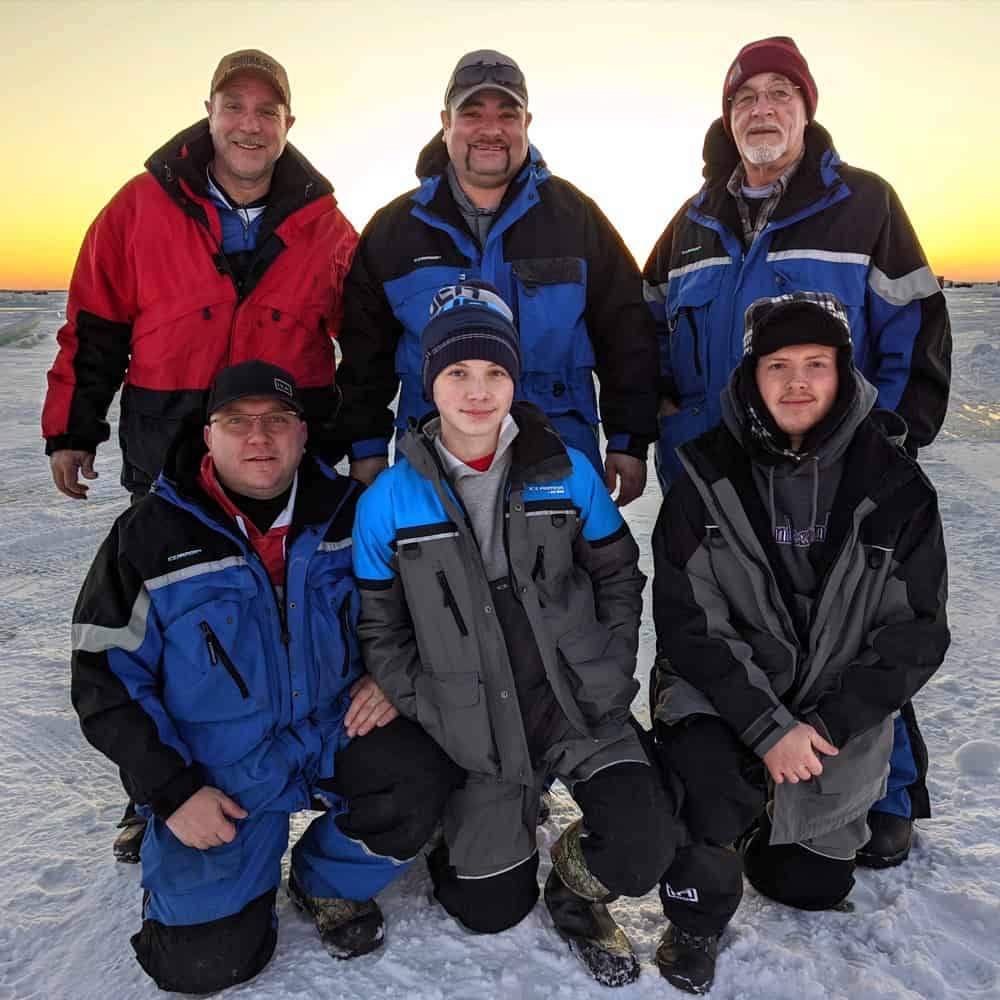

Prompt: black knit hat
[
  {"left": 205, "top": 360, "right": 305, "bottom": 418},
  {"left": 743, "top": 292, "right": 852, "bottom": 359},
  {"left": 420, "top": 281, "right": 521, "bottom": 400}
]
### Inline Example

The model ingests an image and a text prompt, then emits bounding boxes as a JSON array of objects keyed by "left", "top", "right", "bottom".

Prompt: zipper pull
[{"left": 199, "top": 621, "right": 218, "bottom": 664}]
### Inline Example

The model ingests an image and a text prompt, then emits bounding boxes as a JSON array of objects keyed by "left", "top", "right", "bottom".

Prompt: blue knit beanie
[{"left": 420, "top": 280, "right": 522, "bottom": 400}]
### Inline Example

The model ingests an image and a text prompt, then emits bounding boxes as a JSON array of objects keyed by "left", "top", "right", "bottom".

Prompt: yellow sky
[{"left": 3, "top": 0, "right": 998, "bottom": 288}]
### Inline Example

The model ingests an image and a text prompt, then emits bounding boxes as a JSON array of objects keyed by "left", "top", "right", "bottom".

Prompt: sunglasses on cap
[{"left": 447, "top": 61, "right": 526, "bottom": 103}]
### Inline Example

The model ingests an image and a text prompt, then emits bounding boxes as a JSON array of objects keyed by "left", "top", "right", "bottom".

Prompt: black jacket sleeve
[
  {"left": 582, "top": 195, "right": 659, "bottom": 457},
  {"left": 71, "top": 515, "right": 203, "bottom": 819},
  {"left": 335, "top": 215, "right": 406, "bottom": 458},
  {"left": 811, "top": 490, "right": 949, "bottom": 746}
]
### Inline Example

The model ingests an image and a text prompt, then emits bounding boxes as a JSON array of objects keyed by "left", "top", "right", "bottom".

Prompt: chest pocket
[
  {"left": 518, "top": 502, "right": 581, "bottom": 612},
  {"left": 511, "top": 257, "right": 590, "bottom": 374},
  {"left": 665, "top": 264, "right": 725, "bottom": 402},
  {"left": 160, "top": 598, "right": 271, "bottom": 766}
]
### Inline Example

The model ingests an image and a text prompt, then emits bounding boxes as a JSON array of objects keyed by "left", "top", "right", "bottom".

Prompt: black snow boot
[
  {"left": 288, "top": 868, "right": 384, "bottom": 959},
  {"left": 856, "top": 811, "right": 912, "bottom": 869},
  {"left": 655, "top": 924, "right": 719, "bottom": 995},
  {"left": 544, "top": 820, "right": 639, "bottom": 987},
  {"left": 113, "top": 805, "right": 146, "bottom": 864}
]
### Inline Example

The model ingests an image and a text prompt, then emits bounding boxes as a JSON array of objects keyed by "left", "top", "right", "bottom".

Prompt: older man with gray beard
[{"left": 643, "top": 35, "right": 951, "bottom": 881}]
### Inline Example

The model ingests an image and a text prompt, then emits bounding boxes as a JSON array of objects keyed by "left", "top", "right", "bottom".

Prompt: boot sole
[
  {"left": 554, "top": 928, "right": 640, "bottom": 988},
  {"left": 855, "top": 844, "right": 910, "bottom": 869},
  {"left": 656, "top": 962, "right": 712, "bottom": 996}
]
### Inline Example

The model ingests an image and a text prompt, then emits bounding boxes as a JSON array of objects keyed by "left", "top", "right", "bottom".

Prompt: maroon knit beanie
[{"left": 722, "top": 36, "right": 817, "bottom": 136}]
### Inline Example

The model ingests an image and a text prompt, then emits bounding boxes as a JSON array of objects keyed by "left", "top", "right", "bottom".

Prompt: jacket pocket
[
  {"left": 199, "top": 622, "right": 250, "bottom": 699},
  {"left": 414, "top": 671, "right": 497, "bottom": 774},
  {"left": 140, "top": 817, "right": 245, "bottom": 895},
  {"left": 556, "top": 621, "right": 638, "bottom": 730},
  {"left": 665, "top": 265, "right": 724, "bottom": 402},
  {"left": 511, "top": 256, "right": 591, "bottom": 376}
]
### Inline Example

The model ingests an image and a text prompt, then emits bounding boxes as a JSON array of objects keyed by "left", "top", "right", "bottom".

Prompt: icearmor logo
[
  {"left": 523, "top": 484, "right": 567, "bottom": 497},
  {"left": 662, "top": 882, "right": 699, "bottom": 903},
  {"left": 273, "top": 378, "right": 293, "bottom": 397}
]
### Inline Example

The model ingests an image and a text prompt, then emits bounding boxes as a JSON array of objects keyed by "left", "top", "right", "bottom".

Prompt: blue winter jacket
[
  {"left": 336, "top": 136, "right": 658, "bottom": 462},
  {"left": 70, "top": 434, "right": 363, "bottom": 821},
  {"left": 643, "top": 120, "right": 951, "bottom": 490}
]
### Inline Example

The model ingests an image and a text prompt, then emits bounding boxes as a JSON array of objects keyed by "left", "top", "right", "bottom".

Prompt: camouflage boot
[
  {"left": 545, "top": 819, "right": 639, "bottom": 987},
  {"left": 288, "top": 868, "right": 385, "bottom": 959}
]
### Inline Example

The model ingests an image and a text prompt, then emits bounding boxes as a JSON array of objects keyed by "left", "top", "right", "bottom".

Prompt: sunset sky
[{"left": 4, "top": 0, "right": 998, "bottom": 288}]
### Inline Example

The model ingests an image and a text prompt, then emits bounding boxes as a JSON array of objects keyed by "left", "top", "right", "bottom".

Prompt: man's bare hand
[
  {"left": 344, "top": 674, "right": 399, "bottom": 738},
  {"left": 658, "top": 397, "right": 679, "bottom": 418},
  {"left": 50, "top": 449, "right": 97, "bottom": 499},
  {"left": 763, "top": 723, "right": 838, "bottom": 785},
  {"left": 166, "top": 787, "right": 248, "bottom": 849},
  {"left": 604, "top": 452, "right": 646, "bottom": 508},
  {"left": 349, "top": 457, "right": 389, "bottom": 485}
]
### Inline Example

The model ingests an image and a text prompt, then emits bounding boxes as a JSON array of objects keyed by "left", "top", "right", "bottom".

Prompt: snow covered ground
[{"left": 1, "top": 288, "right": 998, "bottom": 1000}]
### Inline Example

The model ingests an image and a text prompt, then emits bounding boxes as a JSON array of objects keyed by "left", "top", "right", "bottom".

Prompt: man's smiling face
[
  {"left": 441, "top": 90, "right": 531, "bottom": 199},
  {"left": 206, "top": 73, "right": 294, "bottom": 197}
]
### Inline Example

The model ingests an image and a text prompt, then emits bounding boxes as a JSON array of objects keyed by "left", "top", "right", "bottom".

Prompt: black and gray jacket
[
  {"left": 352, "top": 403, "right": 645, "bottom": 785},
  {"left": 652, "top": 369, "right": 949, "bottom": 843}
]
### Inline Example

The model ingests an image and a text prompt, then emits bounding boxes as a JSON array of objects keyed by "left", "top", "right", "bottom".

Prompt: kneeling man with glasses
[{"left": 70, "top": 361, "right": 461, "bottom": 993}]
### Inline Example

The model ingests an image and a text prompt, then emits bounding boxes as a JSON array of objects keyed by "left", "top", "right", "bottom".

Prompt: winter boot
[
  {"left": 113, "top": 811, "right": 146, "bottom": 864},
  {"left": 288, "top": 868, "right": 384, "bottom": 959},
  {"left": 856, "top": 811, "right": 912, "bottom": 869},
  {"left": 655, "top": 924, "right": 719, "bottom": 995},
  {"left": 544, "top": 819, "right": 639, "bottom": 987}
]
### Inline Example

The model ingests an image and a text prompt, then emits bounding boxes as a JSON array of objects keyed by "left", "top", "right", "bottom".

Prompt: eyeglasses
[
  {"left": 210, "top": 411, "right": 301, "bottom": 434},
  {"left": 447, "top": 61, "right": 526, "bottom": 103},
  {"left": 729, "top": 84, "right": 801, "bottom": 113}
]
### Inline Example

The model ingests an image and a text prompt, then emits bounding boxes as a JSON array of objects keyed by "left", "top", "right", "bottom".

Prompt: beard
[{"left": 742, "top": 136, "right": 789, "bottom": 165}]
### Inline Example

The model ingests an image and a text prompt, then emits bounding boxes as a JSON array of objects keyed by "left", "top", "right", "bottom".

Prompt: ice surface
[{"left": 0, "top": 289, "right": 998, "bottom": 999}]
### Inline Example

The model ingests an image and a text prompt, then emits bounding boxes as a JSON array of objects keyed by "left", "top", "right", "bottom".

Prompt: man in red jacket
[
  {"left": 43, "top": 48, "right": 358, "bottom": 864},
  {"left": 44, "top": 47, "right": 356, "bottom": 500}
]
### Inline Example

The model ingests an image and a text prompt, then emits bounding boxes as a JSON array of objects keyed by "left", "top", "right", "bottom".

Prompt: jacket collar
[
  {"left": 154, "top": 421, "right": 350, "bottom": 534},
  {"left": 400, "top": 401, "right": 571, "bottom": 487},
  {"left": 696, "top": 118, "right": 844, "bottom": 229},
  {"left": 144, "top": 119, "right": 335, "bottom": 238}
]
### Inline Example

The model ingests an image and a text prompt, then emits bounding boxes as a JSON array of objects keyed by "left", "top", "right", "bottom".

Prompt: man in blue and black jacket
[
  {"left": 71, "top": 361, "right": 460, "bottom": 993},
  {"left": 336, "top": 49, "right": 658, "bottom": 508},
  {"left": 643, "top": 36, "right": 951, "bottom": 867}
]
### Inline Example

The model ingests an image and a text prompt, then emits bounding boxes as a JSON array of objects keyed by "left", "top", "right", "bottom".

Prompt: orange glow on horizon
[{"left": 2, "top": 1, "right": 997, "bottom": 289}]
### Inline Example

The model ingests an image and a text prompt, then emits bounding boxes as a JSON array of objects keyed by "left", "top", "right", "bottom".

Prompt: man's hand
[
  {"left": 763, "top": 723, "right": 839, "bottom": 785},
  {"left": 166, "top": 787, "right": 248, "bottom": 849},
  {"left": 658, "top": 397, "right": 679, "bottom": 418},
  {"left": 344, "top": 674, "right": 399, "bottom": 738},
  {"left": 349, "top": 457, "right": 389, "bottom": 485},
  {"left": 604, "top": 452, "right": 646, "bottom": 508},
  {"left": 50, "top": 449, "right": 98, "bottom": 499}
]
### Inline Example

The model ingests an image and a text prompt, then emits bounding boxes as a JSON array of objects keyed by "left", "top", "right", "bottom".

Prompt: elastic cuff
[
  {"left": 149, "top": 768, "right": 206, "bottom": 821},
  {"left": 45, "top": 435, "right": 100, "bottom": 456},
  {"left": 605, "top": 433, "right": 650, "bottom": 462}
]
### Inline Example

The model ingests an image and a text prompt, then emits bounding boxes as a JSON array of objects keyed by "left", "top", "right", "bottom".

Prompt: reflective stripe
[
  {"left": 146, "top": 556, "right": 248, "bottom": 591},
  {"left": 666, "top": 256, "right": 731, "bottom": 281},
  {"left": 398, "top": 531, "right": 459, "bottom": 546},
  {"left": 73, "top": 589, "right": 151, "bottom": 653},
  {"left": 766, "top": 249, "right": 872, "bottom": 267},
  {"left": 455, "top": 850, "right": 538, "bottom": 880},
  {"left": 868, "top": 264, "right": 941, "bottom": 306},
  {"left": 318, "top": 539, "right": 352, "bottom": 552}
]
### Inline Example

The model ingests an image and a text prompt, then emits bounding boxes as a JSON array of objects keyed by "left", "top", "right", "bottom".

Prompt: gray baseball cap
[{"left": 444, "top": 50, "right": 527, "bottom": 109}]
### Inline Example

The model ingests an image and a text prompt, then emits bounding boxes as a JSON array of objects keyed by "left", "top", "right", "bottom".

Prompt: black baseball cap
[{"left": 205, "top": 360, "right": 305, "bottom": 418}]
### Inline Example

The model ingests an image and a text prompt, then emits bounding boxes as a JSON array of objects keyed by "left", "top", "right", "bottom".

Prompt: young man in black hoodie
[{"left": 649, "top": 292, "right": 949, "bottom": 994}]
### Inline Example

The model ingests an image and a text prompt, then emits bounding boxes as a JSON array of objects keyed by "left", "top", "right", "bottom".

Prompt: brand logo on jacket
[{"left": 167, "top": 548, "right": 203, "bottom": 563}]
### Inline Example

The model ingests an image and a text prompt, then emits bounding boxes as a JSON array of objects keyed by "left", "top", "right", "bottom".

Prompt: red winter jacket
[{"left": 43, "top": 121, "right": 357, "bottom": 493}]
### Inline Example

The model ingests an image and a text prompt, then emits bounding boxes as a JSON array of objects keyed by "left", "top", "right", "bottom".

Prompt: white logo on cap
[{"left": 273, "top": 378, "right": 293, "bottom": 396}]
